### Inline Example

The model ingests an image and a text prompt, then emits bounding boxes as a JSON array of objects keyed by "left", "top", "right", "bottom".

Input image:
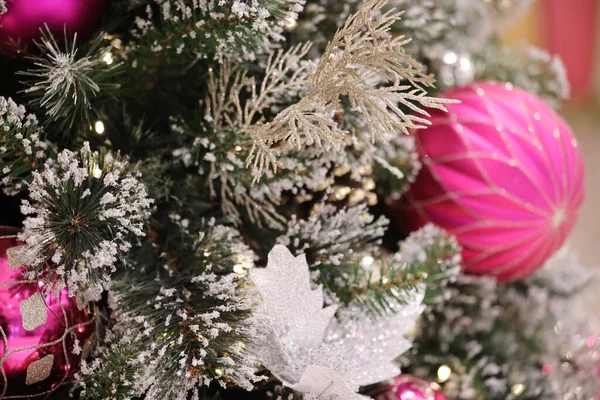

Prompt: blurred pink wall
[{"left": 543, "top": 0, "right": 597, "bottom": 101}]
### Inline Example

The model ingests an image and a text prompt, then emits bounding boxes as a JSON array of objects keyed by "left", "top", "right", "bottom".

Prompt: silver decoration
[
  {"left": 251, "top": 245, "right": 425, "bottom": 399},
  {"left": 325, "top": 289, "right": 425, "bottom": 386},
  {"left": 20, "top": 292, "right": 48, "bottom": 331},
  {"left": 6, "top": 245, "right": 27, "bottom": 270},
  {"left": 26, "top": 354, "right": 54, "bottom": 385}
]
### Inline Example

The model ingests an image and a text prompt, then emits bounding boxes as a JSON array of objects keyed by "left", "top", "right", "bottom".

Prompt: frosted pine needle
[
  {"left": 21, "top": 28, "right": 121, "bottom": 132},
  {"left": 20, "top": 143, "right": 153, "bottom": 303},
  {"left": 0, "top": 97, "right": 50, "bottom": 195}
]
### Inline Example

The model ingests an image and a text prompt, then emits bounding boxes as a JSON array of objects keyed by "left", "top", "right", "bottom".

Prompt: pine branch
[
  {"left": 333, "top": 224, "right": 461, "bottom": 315},
  {"left": 17, "top": 143, "right": 153, "bottom": 304},
  {"left": 106, "top": 220, "right": 263, "bottom": 399},
  {"left": 0, "top": 97, "right": 52, "bottom": 195},
  {"left": 20, "top": 29, "right": 124, "bottom": 140}
]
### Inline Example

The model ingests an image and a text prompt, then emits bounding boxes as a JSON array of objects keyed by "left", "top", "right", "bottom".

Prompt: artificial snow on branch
[
  {"left": 244, "top": 0, "right": 456, "bottom": 181},
  {"left": 0, "top": 97, "right": 50, "bottom": 195},
  {"left": 16, "top": 143, "right": 153, "bottom": 303},
  {"left": 20, "top": 29, "right": 122, "bottom": 134},
  {"left": 250, "top": 245, "right": 425, "bottom": 399},
  {"left": 103, "top": 221, "right": 262, "bottom": 399}
]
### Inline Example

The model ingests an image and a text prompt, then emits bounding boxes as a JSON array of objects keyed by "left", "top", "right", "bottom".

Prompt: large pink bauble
[
  {"left": 0, "top": 0, "right": 106, "bottom": 54},
  {"left": 0, "top": 227, "right": 95, "bottom": 398},
  {"left": 391, "top": 82, "right": 585, "bottom": 281},
  {"left": 371, "top": 375, "right": 449, "bottom": 400}
]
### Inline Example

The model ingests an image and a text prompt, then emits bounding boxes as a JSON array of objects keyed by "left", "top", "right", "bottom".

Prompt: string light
[
  {"left": 437, "top": 365, "right": 451, "bottom": 382},
  {"left": 233, "top": 265, "right": 245, "bottom": 275},
  {"left": 94, "top": 121, "right": 105, "bottom": 135},
  {"left": 92, "top": 166, "right": 102, "bottom": 179},
  {"left": 511, "top": 383, "right": 525, "bottom": 395},
  {"left": 443, "top": 51, "right": 458, "bottom": 65},
  {"left": 361, "top": 256, "right": 374, "bottom": 267},
  {"left": 284, "top": 17, "right": 297, "bottom": 30},
  {"left": 102, "top": 52, "right": 114, "bottom": 65}
]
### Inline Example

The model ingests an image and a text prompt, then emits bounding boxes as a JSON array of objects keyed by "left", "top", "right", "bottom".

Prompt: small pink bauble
[
  {"left": 0, "top": 227, "right": 96, "bottom": 398},
  {"left": 372, "top": 375, "right": 449, "bottom": 400},
  {"left": 390, "top": 82, "right": 585, "bottom": 281},
  {"left": 0, "top": 0, "right": 106, "bottom": 54}
]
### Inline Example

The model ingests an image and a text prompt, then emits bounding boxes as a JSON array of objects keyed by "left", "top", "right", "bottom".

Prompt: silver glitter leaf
[
  {"left": 289, "top": 365, "right": 368, "bottom": 400},
  {"left": 251, "top": 245, "right": 337, "bottom": 360},
  {"left": 325, "top": 289, "right": 426, "bottom": 386},
  {"left": 26, "top": 354, "right": 54, "bottom": 385},
  {"left": 6, "top": 244, "right": 27, "bottom": 270},
  {"left": 20, "top": 292, "right": 48, "bottom": 331},
  {"left": 251, "top": 245, "right": 426, "bottom": 399}
]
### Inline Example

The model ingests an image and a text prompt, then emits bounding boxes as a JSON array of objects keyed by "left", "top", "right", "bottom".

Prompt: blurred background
[{"left": 503, "top": 0, "right": 600, "bottom": 267}]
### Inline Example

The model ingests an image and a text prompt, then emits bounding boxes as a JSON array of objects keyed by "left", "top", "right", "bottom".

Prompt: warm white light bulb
[
  {"left": 103, "top": 52, "right": 114, "bottom": 65},
  {"left": 92, "top": 167, "right": 102, "bottom": 179},
  {"left": 437, "top": 365, "right": 451, "bottom": 382},
  {"left": 511, "top": 383, "right": 525, "bottom": 395},
  {"left": 94, "top": 120, "right": 105, "bottom": 135}
]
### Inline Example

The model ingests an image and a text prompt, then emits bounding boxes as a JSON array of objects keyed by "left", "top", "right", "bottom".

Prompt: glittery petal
[
  {"left": 20, "top": 292, "right": 48, "bottom": 331},
  {"left": 25, "top": 354, "right": 54, "bottom": 385}
]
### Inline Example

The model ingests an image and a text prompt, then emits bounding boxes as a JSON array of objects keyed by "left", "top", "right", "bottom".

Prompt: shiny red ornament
[
  {"left": 0, "top": 0, "right": 106, "bottom": 55},
  {"left": 389, "top": 82, "right": 585, "bottom": 281},
  {"left": 371, "top": 375, "right": 449, "bottom": 400},
  {"left": 0, "top": 227, "right": 95, "bottom": 399}
]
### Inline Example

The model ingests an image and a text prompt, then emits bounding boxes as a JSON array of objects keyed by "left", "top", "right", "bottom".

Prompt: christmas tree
[{"left": 0, "top": 0, "right": 596, "bottom": 399}]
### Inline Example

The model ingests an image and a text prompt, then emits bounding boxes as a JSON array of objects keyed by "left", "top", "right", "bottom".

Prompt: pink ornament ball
[
  {"left": 391, "top": 82, "right": 585, "bottom": 281},
  {"left": 371, "top": 375, "right": 449, "bottom": 400},
  {"left": 0, "top": 227, "right": 96, "bottom": 398},
  {"left": 0, "top": 0, "right": 106, "bottom": 55}
]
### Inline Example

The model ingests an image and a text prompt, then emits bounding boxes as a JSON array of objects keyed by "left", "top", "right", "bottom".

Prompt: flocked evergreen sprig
[
  {"left": 17, "top": 142, "right": 152, "bottom": 303},
  {"left": 125, "top": 0, "right": 305, "bottom": 73},
  {"left": 92, "top": 219, "right": 262, "bottom": 400},
  {"left": 336, "top": 223, "right": 461, "bottom": 314},
  {"left": 20, "top": 29, "right": 123, "bottom": 139},
  {"left": 476, "top": 45, "right": 570, "bottom": 109},
  {"left": 277, "top": 205, "right": 461, "bottom": 314},
  {"left": 0, "top": 96, "right": 51, "bottom": 195}
]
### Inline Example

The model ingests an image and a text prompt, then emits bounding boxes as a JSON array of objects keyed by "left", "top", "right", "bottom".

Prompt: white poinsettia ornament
[{"left": 251, "top": 245, "right": 425, "bottom": 399}]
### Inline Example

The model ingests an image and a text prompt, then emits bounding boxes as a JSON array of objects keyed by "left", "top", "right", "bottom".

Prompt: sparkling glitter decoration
[
  {"left": 370, "top": 375, "right": 449, "bottom": 400},
  {"left": 393, "top": 82, "right": 585, "bottom": 281},
  {"left": 5, "top": 245, "right": 26, "bottom": 270},
  {"left": 25, "top": 355, "right": 54, "bottom": 386},
  {"left": 250, "top": 245, "right": 425, "bottom": 399},
  {"left": 20, "top": 292, "right": 48, "bottom": 331},
  {"left": 0, "top": 227, "right": 96, "bottom": 398}
]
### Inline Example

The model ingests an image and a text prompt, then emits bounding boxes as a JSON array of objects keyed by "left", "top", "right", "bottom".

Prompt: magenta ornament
[
  {"left": 0, "top": 227, "right": 96, "bottom": 398},
  {"left": 0, "top": 0, "right": 106, "bottom": 55},
  {"left": 390, "top": 82, "right": 585, "bottom": 281},
  {"left": 372, "top": 375, "right": 449, "bottom": 400}
]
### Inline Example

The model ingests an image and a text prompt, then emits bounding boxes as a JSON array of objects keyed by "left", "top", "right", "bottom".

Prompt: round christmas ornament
[
  {"left": 0, "top": 227, "right": 96, "bottom": 398},
  {"left": 0, "top": 0, "right": 106, "bottom": 55},
  {"left": 390, "top": 82, "right": 585, "bottom": 281},
  {"left": 371, "top": 375, "right": 449, "bottom": 400}
]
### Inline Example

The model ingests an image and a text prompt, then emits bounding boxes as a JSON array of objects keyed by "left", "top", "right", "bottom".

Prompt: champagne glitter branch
[
  {"left": 198, "top": 43, "right": 312, "bottom": 226},
  {"left": 245, "top": 0, "right": 457, "bottom": 181},
  {"left": 17, "top": 143, "right": 153, "bottom": 304}
]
